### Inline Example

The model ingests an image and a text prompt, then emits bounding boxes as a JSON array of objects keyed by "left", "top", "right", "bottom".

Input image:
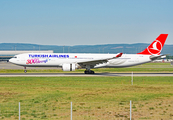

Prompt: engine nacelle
[{"left": 62, "top": 63, "right": 76, "bottom": 71}]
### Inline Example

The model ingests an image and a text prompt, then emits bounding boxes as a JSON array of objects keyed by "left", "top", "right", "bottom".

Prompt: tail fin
[{"left": 137, "top": 34, "right": 168, "bottom": 55}]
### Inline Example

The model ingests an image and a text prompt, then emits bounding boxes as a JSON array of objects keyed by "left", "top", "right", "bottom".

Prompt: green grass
[
  {"left": 0, "top": 76, "right": 173, "bottom": 119},
  {"left": 0, "top": 76, "right": 173, "bottom": 103},
  {"left": 0, "top": 62, "right": 172, "bottom": 119}
]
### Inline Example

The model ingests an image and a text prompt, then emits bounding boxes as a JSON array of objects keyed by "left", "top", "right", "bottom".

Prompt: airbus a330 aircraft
[{"left": 9, "top": 34, "right": 168, "bottom": 74}]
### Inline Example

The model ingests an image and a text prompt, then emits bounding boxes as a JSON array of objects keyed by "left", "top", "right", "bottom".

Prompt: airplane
[{"left": 9, "top": 34, "right": 168, "bottom": 74}]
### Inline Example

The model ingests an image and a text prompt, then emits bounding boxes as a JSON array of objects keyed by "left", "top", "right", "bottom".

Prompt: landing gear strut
[
  {"left": 84, "top": 65, "right": 95, "bottom": 74},
  {"left": 24, "top": 67, "right": 27, "bottom": 73}
]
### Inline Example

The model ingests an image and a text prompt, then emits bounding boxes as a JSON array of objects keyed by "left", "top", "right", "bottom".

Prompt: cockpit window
[{"left": 13, "top": 56, "right": 17, "bottom": 58}]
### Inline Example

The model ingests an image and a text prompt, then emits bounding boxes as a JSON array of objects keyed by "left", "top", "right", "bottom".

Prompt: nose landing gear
[{"left": 24, "top": 67, "right": 27, "bottom": 73}]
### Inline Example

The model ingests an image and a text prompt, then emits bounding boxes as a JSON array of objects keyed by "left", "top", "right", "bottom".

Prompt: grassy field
[
  {"left": 0, "top": 62, "right": 173, "bottom": 73},
  {"left": 0, "top": 76, "right": 173, "bottom": 119}
]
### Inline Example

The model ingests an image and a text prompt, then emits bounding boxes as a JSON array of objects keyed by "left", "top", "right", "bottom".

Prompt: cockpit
[
  {"left": 9, "top": 55, "right": 19, "bottom": 64},
  {"left": 12, "top": 56, "right": 17, "bottom": 59}
]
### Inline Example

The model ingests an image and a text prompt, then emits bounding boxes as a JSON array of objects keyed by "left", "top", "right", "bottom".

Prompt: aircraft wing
[{"left": 78, "top": 53, "right": 123, "bottom": 68}]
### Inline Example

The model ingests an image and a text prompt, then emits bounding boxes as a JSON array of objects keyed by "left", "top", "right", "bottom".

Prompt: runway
[
  {"left": 0, "top": 62, "right": 173, "bottom": 77},
  {"left": 0, "top": 73, "right": 173, "bottom": 77}
]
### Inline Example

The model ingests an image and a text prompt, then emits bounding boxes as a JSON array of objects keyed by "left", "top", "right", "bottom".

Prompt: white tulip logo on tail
[{"left": 147, "top": 40, "right": 162, "bottom": 55}]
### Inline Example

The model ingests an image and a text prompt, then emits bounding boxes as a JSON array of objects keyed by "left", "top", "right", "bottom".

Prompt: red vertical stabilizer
[{"left": 137, "top": 34, "right": 168, "bottom": 55}]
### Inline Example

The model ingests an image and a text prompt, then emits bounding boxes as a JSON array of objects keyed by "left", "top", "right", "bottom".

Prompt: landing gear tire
[{"left": 84, "top": 70, "right": 95, "bottom": 74}]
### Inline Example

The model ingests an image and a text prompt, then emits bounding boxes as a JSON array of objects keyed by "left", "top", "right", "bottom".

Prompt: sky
[{"left": 0, "top": 0, "right": 173, "bottom": 46}]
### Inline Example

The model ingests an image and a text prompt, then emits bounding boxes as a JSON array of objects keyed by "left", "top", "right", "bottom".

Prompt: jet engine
[{"left": 62, "top": 63, "right": 76, "bottom": 71}]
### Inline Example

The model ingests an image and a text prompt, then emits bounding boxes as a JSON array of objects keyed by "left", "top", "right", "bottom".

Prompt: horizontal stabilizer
[{"left": 149, "top": 54, "right": 167, "bottom": 61}]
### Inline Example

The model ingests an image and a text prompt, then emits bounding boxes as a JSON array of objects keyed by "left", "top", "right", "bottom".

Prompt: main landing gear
[
  {"left": 24, "top": 67, "right": 27, "bottom": 73},
  {"left": 84, "top": 70, "right": 95, "bottom": 74},
  {"left": 84, "top": 65, "right": 95, "bottom": 74}
]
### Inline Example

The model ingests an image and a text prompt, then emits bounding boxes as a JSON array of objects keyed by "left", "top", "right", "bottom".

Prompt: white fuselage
[{"left": 9, "top": 53, "right": 151, "bottom": 68}]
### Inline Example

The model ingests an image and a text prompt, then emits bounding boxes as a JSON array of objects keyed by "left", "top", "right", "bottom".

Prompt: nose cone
[
  {"left": 9, "top": 58, "right": 14, "bottom": 63},
  {"left": 9, "top": 58, "right": 12, "bottom": 63}
]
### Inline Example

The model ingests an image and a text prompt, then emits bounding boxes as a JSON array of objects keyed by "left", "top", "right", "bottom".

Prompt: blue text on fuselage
[{"left": 29, "top": 54, "right": 69, "bottom": 58}]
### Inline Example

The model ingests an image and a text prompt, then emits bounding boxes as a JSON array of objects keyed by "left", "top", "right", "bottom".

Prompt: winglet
[
  {"left": 137, "top": 34, "right": 168, "bottom": 55},
  {"left": 116, "top": 53, "right": 123, "bottom": 57}
]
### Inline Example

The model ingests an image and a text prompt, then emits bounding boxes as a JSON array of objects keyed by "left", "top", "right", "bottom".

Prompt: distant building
[{"left": 153, "top": 59, "right": 173, "bottom": 63}]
